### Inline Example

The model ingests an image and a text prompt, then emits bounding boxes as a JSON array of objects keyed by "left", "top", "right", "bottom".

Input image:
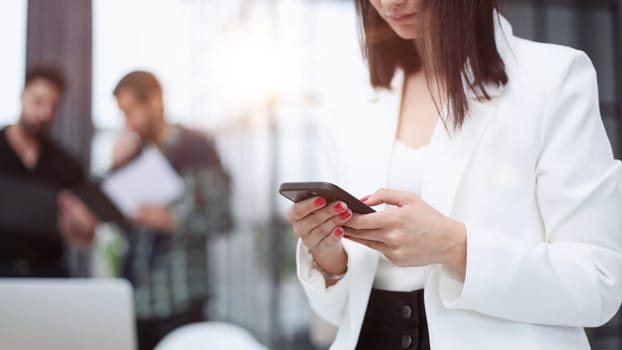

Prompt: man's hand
[
  {"left": 111, "top": 131, "right": 141, "bottom": 168},
  {"left": 58, "top": 191, "right": 96, "bottom": 249},
  {"left": 131, "top": 204, "right": 176, "bottom": 233}
]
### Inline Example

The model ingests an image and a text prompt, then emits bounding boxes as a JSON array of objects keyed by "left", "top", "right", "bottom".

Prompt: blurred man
[
  {"left": 112, "top": 71, "right": 232, "bottom": 350},
  {"left": 0, "top": 66, "right": 95, "bottom": 277}
]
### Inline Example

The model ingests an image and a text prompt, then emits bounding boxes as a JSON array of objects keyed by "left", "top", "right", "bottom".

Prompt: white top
[{"left": 373, "top": 140, "right": 430, "bottom": 292}]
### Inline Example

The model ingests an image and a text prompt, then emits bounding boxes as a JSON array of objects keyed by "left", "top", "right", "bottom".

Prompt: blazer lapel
[
  {"left": 360, "top": 69, "right": 500, "bottom": 218},
  {"left": 420, "top": 13, "right": 512, "bottom": 216},
  {"left": 421, "top": 98, "right": 499, "bottom": 216},
  {"left": 360, "top": 71, "right": 404, "bottom": 192}
]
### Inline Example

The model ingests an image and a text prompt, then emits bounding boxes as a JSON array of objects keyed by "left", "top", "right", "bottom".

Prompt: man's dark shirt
[{"left": 0, "top": 126, "right": 85, "bottom": 277}]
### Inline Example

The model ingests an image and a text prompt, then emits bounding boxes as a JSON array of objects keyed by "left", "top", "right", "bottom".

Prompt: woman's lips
[{"left": 388, "top": 12, "right": 418, "bottom": 22}]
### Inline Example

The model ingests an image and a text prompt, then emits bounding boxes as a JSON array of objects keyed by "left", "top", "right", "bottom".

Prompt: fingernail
[
  {"left": 314, "top": 197, "right": 326, "bottom": 207},
  {"left": 360, "top": 196, "right": 370, "bottom": 202},
  {"left": 334, "top": 202, "right": 346, "bottom": 212},
  {"left": 339, "top": 211, "right": 352, "bottom": 220},
  {"left": 334, "top": 227, "right": 344, "bottom": 237}
]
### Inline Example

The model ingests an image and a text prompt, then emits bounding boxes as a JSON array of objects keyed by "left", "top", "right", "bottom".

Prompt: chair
[{"left": 155, "top": 322, "right": 267, "bottom": 350}]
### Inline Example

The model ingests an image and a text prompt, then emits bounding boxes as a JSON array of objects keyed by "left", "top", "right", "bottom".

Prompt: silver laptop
[{"left": 0, "top": 279, "right": 136, "bottom": 350}]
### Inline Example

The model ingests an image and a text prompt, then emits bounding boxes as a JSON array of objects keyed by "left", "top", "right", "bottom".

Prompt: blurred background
[{"left": 1, "top": 0, "right": 622, "bottom": 349}]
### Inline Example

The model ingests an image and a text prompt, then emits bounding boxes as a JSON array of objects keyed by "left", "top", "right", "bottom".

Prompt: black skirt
[{"left": 355, "top": 289, "right": 430, "bottom": 350}]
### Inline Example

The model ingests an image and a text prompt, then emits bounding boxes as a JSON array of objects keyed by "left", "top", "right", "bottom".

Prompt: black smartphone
[{"left": 279, "top": 182, "right": 375, "bottom": 214}]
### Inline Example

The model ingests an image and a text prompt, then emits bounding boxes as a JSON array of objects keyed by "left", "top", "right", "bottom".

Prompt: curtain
[{"left": 26, "top": 0, "right": 93, "bottom": 168}]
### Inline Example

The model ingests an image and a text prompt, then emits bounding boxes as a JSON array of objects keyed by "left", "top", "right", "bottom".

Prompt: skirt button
[{"left": 401, "top": 334, "right": 413, "bottom": 349}]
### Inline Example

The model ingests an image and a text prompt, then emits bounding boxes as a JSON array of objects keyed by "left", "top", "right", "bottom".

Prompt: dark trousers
[
  {"left": 356, "top": 289, "right": 430, "bottom": 350},
  {"left": 136, "top": 304, "right": 205, "bottom": 350}
]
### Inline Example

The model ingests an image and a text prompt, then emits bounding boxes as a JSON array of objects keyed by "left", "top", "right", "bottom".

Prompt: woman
[{"left": 286, "top": 0, "right": 622, "bottom": 349}]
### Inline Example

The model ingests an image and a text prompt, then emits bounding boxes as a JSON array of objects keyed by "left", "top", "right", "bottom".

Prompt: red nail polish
[
  {"left": 339, "top": 211, "right": 352, "bottom": 220},
  {"left": 334, "top": 228, "right": 344, "bottom": 237},
  {"left": 334, "top": 203, "right": 345, "bottom": 212},
  {"left": 314, "top": 197, "right": 326, "bottom": 207},
  {"left": 360, "top": 196, "right": 370, "bottom": 202}
]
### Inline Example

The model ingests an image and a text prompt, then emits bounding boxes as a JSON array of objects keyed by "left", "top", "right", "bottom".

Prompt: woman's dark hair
[{"left": 355, "top": 0, "right": 508, "bottom": 130}]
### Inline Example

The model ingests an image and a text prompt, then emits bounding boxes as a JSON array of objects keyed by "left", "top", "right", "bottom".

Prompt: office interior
[{"left": 1, "top": 0, "right": 622, "bottom": 349}]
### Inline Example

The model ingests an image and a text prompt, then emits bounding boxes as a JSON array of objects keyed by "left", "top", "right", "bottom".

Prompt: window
[
  {"left": 92, "top": 1, "right": 368, "bottom": 347},
  {"left": 0, "top": 0, "right": 27, "bottom": 126}
]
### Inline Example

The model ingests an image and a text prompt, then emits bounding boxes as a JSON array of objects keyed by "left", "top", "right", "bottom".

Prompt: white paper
[{"left": 101, "top": 145, "right": 185, "bottom": 216}]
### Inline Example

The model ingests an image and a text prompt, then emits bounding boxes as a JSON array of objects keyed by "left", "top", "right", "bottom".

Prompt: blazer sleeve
[
  {"left": 296, "top": 239, "right": 355, "bottom": 326},
  {"left": 295, "top": 116, "right": 351, "bottom": 326},
  {"left": 438, "top": 51, "right": 622, "bottom": 327}
]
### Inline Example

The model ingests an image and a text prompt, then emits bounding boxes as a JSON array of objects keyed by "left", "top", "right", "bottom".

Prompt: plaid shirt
[{"left": 122, "top": 126, "right": 232, "bottom": 320}]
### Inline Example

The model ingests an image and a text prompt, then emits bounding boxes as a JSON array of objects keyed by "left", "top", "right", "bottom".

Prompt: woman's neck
[{"left": 406, "top": 67, "right": 443, "bottom": 106}]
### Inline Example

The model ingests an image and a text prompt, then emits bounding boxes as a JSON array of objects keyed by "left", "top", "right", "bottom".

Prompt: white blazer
[{"left": 296, "top": 16, "right": 622, "bottom": 350}]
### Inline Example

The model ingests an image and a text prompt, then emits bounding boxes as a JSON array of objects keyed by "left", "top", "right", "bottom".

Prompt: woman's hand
[
  {"left": 345, "top": 188, "right": 467, "bottom": 279},
  {"left": 287, "top": 196, "right": 353, "bottom": 286}
]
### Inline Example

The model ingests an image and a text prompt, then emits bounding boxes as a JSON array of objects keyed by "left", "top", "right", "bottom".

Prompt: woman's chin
[{"left": 390, "top": 27, "right": 421, "bottom": 40}]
